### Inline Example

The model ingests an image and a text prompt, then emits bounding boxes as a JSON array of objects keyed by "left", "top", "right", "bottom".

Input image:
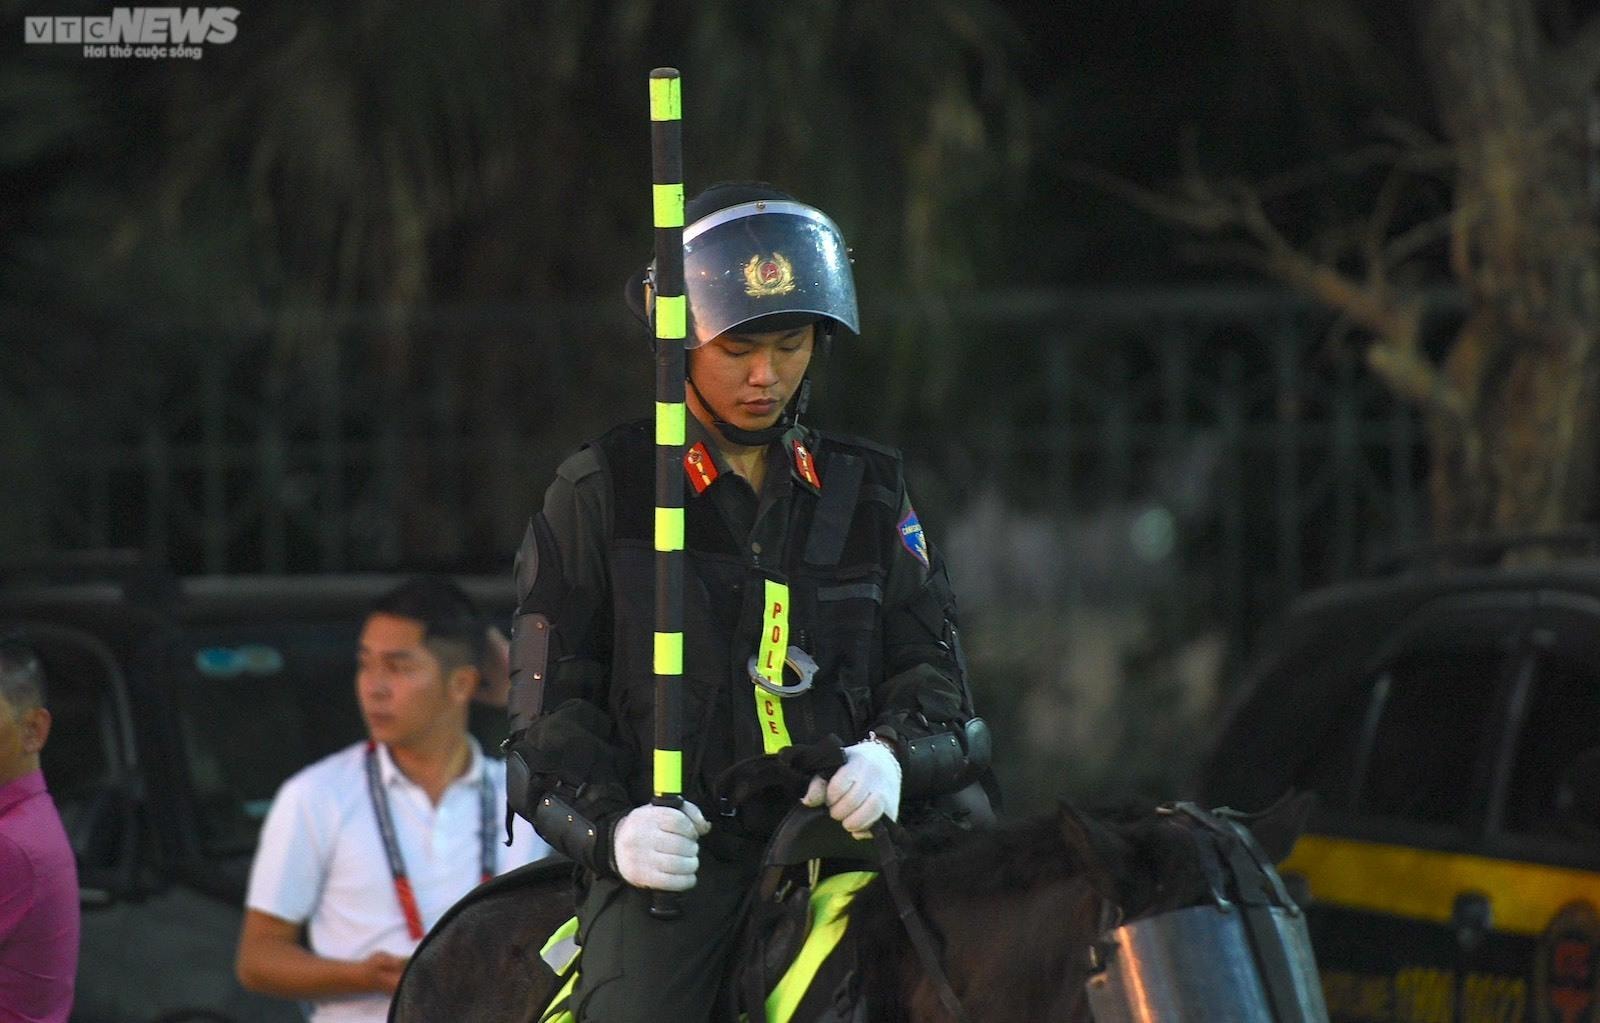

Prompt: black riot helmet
[
  {"left": 626, "top": 182, "right": 860, "bottom": 347},
  {"left": 625, "top": 182, "right": 860, "bottom": 444}
]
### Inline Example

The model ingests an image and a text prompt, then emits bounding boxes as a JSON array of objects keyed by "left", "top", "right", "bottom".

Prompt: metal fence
[
  {"left": 869, "top": 286, "right": 1443, "bottom": 659},
  {"left": 0, "top": 286, "right": 1439, "bottom": 657}
]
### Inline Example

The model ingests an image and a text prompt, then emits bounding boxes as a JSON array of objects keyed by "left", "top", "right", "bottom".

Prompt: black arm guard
[
  {"left": 897, "top": 717, "right": 993, "bottom": 798},
  {"left": 505, "top": 740, "right": 620, "bottom": 879},
  {"left": 530, "top": 787, "right": 619, "bottom": 880},
  {"left": 509, "top": 513, "right": 564, "bottom": 735}
]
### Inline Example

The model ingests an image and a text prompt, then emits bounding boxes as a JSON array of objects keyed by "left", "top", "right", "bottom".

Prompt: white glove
[
  {"left": 802, "top": 738, "right": 901, "bottom": 837},
  {"left": 612, "top": 801, "right": 711, "bottom": 892}
]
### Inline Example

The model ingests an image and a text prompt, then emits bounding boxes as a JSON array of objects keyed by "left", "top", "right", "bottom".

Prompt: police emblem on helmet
[{"left": 743, "top": 253, "right": 796, "bottom": 297}]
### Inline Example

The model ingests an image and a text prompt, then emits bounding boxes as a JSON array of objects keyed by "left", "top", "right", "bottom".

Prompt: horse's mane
[
  {"left": 872, "top": 801, "right": 1209, "bottom": 909},
  {"left": 883, "top": 811, "right": 1101, "bottom": 897},
  {"left": 845, "top": 802, "right": 1214, "bottom": 1023}
]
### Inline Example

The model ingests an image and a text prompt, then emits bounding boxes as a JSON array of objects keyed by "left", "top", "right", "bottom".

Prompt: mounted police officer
[{"left": 504, "top": 182, "right": 993, "bottom": 1023}]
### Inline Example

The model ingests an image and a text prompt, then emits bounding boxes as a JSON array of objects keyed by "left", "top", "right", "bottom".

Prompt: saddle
[
  {"left": 734, "top": 803, "right": 880, "bottom": 1023},
  {"left": 536, "top": 804, "right": 898, "bottom": 1023},
  {"left": 537, "top": 740, "right": 971, "bottom": 1023},
  {"left": 720, "top": 740, "right": 968, "bottom": 1022}
]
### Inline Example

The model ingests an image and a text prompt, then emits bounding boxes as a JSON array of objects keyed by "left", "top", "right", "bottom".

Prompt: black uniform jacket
[{"left": 509, "top": 417, "right": 973, "bottom": 874}]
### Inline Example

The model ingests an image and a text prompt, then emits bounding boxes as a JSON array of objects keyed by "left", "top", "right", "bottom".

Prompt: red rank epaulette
[
  {"left": 684, "top": 442, "right": 719, "bottom": 495},
  {"left": 792, "top": 440, "right": 822, "bottom": 491}
]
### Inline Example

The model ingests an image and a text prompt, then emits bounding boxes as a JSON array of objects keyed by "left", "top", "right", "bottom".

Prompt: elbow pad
[
  {"left": 509, "top": 512, "right": 565, "bottom": 735},
  {"left": 504, "top": 738, "right": 620, "bottom": 879},
  {"left": 505, "top": 738, "right": 541, "bottom": 828}
]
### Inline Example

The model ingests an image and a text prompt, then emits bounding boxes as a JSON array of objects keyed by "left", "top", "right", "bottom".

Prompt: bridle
[{"left": 871, "top": 819, "right": 973, "bottom": 1023}]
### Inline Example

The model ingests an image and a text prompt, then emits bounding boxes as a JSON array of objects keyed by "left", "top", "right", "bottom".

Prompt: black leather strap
[
  {"left": 899, "top": 720, "right": 991, "bottom": 799},
  {"left": 872, "top": 821, "right": 971, "bottom": 1023},
  {"left": 804, "top": 452, "right": 864, "bottom": 566},
  {"left": 1167, "top": 803, "right": 1311, "bottom": 1023},
  {"left": 530, "top": 791, "right": 612, "bottom": 878},
  {"left": 1218, "top": 817, "right": 1313, "bottom": 1023}
]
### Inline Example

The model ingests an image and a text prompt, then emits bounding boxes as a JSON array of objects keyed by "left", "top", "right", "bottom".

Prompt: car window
[
  {"left": 1497, "top": 601, "right": 1600, "bottom": 848},
  {"left": 1297, "top": 612, "right": 1518, "bottom": 833},
  {"left": 1354, "top": 640, "right": 1506, "bottom": 824},
  {"left": 1500, "top": 643, "right": 1599, "bottom": 838},
  {"left": 168, "top": 619, "right": 510, "bottom": 860},
  {"left": 30, "top": 631, "right": 122, "bottom": 795},
  {"left": 170, "top": 624, "right": 366, "bottom": 857},
  {"left": 0, "top": 622, "right": 135, "bottom": 876}
]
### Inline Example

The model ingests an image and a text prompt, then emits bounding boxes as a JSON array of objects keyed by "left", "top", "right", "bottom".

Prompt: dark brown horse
[
  {"left": 387, "top": 857, "right": 575, "bottom": 1023},
  {"left": 389, "top": 795, "right": 1311, "bottom": 1023}
]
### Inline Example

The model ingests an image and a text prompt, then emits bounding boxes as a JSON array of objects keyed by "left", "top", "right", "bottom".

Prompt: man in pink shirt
[{"left": 0, "top": 638, "right": 79, "bottom": 1023}]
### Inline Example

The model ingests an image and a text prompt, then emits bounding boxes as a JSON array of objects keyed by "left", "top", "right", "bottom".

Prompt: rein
[
  {"left": 871, "top": 821, "right": 972, "bottom": 1023},
  {"left": 720, "top": 744, "right": 972, "bottom": 1021}
]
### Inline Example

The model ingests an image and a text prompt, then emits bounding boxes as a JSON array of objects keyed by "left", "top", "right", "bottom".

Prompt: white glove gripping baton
[{"left": 648, "top": 66, "right": 689, "bottom": 921}]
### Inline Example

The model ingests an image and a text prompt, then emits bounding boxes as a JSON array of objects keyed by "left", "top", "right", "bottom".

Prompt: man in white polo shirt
[{"left": 236, "top": 576, "right": 551, "bottom": 1022}]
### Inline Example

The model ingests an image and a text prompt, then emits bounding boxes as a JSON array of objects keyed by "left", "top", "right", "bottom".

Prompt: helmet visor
[{"left": 680, "top": 200, "right": 859, "bottom": 347}]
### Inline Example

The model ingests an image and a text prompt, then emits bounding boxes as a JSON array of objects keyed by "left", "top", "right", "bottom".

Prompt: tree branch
[
  {"left": 1382, "top": 211, "right": 1455, "bottom": 269},
  {"left": 1369, "top": 113, "right": 1443, "bottom": 155},
  {"left": 1251, "top": 141, "right": 1454, "bottom": 203},
  {"left": 1074, "top": 163, "right": 1471, "bottom": 430},
  {"left": 1062, "top": 162, "right": 1241, "bottom": 233},
  {"left": 1363, "top": 315, "right": 1471, "bottom": 429},
  {"left": 1365, "top": 164, "right": 1410, "bottom": 282},
  {"left": 1243, "top": 210, "right": 1469, "bottom": 430}
]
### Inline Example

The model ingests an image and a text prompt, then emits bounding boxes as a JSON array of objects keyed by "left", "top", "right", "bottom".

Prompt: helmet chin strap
[{"left": 687, "top": 374, "right": 810, "bottom": 447}]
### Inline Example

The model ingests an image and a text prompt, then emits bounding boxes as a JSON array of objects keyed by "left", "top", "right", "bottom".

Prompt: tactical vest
[{"left": 594, "top": 421, "right": 908, "bottom": 812}]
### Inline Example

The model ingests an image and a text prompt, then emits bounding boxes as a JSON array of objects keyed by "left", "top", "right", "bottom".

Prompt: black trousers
[{"left": 571, "top": 852, "right": 762, "bottom": 1023}]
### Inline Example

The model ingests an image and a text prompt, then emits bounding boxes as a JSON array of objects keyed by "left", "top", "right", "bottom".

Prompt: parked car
[
  {"left": 0, "top": 566, "right": 514, "bottom": 1023},
  {"left": 1201, "top": 540, "right": 1600, "bottom": 1023}
]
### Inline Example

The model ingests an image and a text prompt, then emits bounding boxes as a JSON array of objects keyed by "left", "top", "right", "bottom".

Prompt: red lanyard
[{"left": 363, "top": 741, "right": 496, "bottom": 941}]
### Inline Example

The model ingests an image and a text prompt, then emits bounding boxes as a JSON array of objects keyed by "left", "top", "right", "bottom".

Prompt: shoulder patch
[{"left": 898, "top": 507, "right": 930, "bottom": 568}]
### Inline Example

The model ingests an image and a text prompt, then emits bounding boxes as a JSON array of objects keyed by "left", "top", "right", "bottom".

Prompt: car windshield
[{"left": 170, "top": 623, "right": 366, "bottom": 858}]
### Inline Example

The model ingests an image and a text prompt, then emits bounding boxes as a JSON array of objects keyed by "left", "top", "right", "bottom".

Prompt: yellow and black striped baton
[{"left": 647, "top": 66, "right": 688, "bottom": 921}]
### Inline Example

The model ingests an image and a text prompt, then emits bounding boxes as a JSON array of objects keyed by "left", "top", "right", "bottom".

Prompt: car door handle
[{"left": 1453, "top": 891, "right": 1492, "bottom": 950}]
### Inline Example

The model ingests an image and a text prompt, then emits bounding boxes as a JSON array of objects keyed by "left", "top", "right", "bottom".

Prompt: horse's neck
[
  {"left": 879, "top": 810, "right": 1199, "bottom": 1023},
  {"left": 897, "top": 875, "right": 1104, "bottom": 1023}
]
